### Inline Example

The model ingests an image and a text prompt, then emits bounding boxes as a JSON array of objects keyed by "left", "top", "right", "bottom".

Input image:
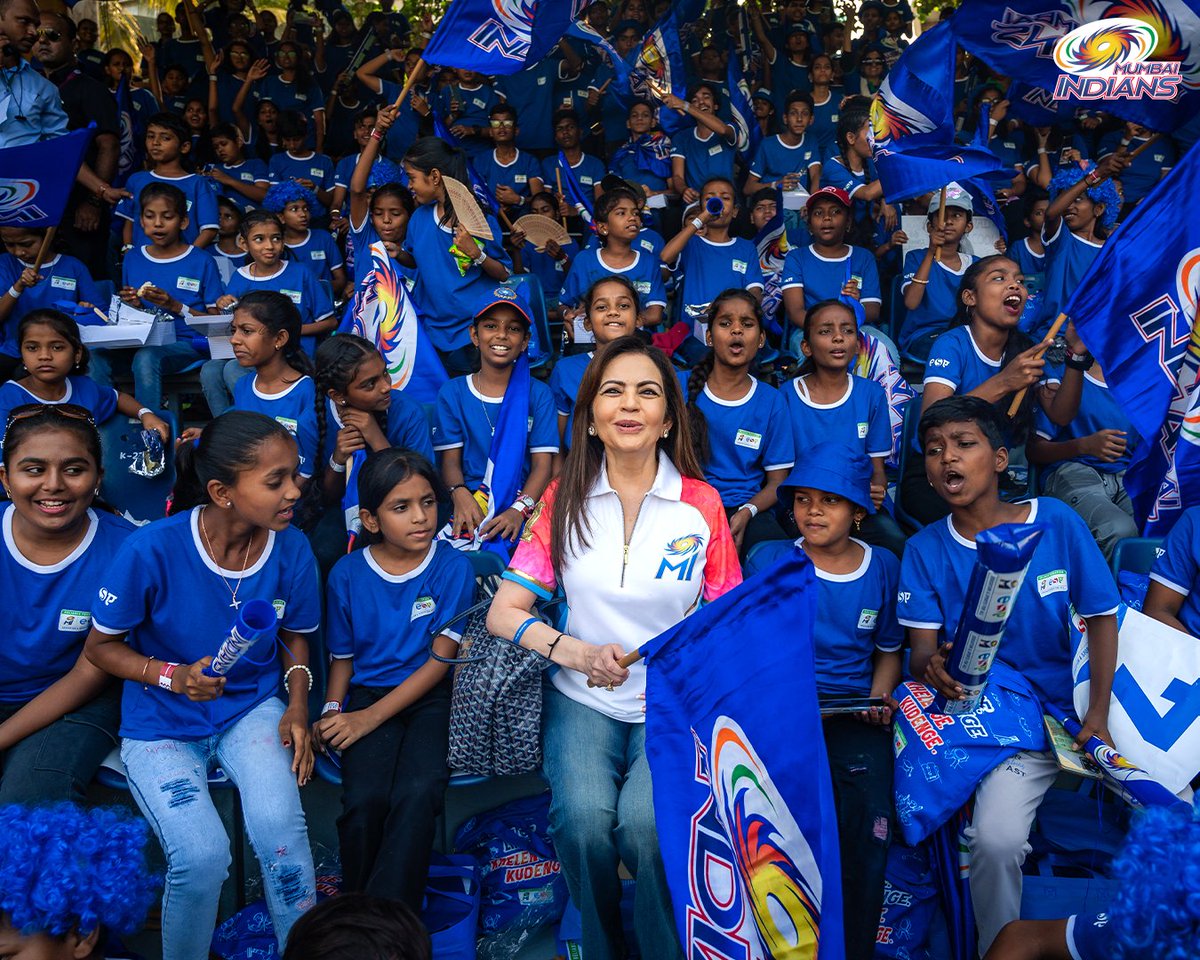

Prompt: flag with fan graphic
[{"left": 422, "top": 0, "right": 590, "bottom": 74}]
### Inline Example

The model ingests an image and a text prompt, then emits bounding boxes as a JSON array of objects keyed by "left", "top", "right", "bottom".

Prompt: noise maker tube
[
  {"left": 1057, "top": 714, "right": 1190, "bottom": 812},
  {"left": 935, "top": 522, "right": 1045, "bottom": 715},
  {"left": 203, "top": 599, "right": 279, "bottom": 678},
  {"left": 704, "top": 196, "right": 724, "bottom": 217}
]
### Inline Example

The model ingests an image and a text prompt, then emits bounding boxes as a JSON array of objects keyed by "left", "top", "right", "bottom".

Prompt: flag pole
[
  {"left": 1093, "top": 132, "right": 1162, "bottom": 186},
  {"left": 555, "top": 169, "right": 568, "bottom": 228},
  {"left": 586, "top": 647, "right": 645, "bottom": 687},
  {"left": 933, "top": 185, "right": 946, "bottom": 263},
  {"left": 1007, "top": 311, "right": 1066, "bottom": 416},
  {"left": 391, "top": 57, "right": 427, "bottom": 110},
  {"left": 32, "top": 226, "right": 57, "bottom": 273}
]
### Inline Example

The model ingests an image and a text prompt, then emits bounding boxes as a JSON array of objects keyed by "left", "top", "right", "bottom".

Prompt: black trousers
[
  {"left": 337, "top": 681, "right": 451, "bottom": 908},
  {"left": 823, "top": 715, "right": 894, "bottom": 960}
]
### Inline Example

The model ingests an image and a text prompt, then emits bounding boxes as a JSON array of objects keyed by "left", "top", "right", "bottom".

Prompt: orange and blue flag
[
  {"left": 642, "top": 551, "right": 844, "bottom": 959},
  {"left": 0, "top": 127, "right": 94, "bottom": 228},
  {"left": 422, "top": 0, "right": 589, "bottom": 74}
]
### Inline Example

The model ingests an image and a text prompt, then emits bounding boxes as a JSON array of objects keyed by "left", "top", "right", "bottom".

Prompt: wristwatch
[{"left": 1065, "top": 351, "right": 1095, "bottom": 371}]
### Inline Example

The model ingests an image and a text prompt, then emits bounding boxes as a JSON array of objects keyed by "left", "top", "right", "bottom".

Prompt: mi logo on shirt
[
  {"left": 1037, "top": 569, "right": 1068, "bottom": 597},
  {"left": 58, "top": 609, "right": 91, "bottom": 632},
  {"left": 655, "top": 534, "right": 705, "bottom": 581},
  {"left": 857, "top": 609, "right": 878, "bottom": 631},
  {"left": 273, "top": 599, "right": 287, "bottom": 619}
]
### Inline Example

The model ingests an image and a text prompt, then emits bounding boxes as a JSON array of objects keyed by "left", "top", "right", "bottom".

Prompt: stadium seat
[
  {"left": 508, "top": 273, "right": 555, "bottom": 370},
  {"left": 1110, "top": 537, "right": 1164, "bottom": 580},
  {"left": 892, "top": 400, "right": 926, "bottom": 534}
]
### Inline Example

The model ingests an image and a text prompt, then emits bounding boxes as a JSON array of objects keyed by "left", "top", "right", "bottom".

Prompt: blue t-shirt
[
  {"left": 780, "top": 243, "right": 882, "bottom": 310},
  {"left": 116, "top": 171, "right": 220, "bottom": 247},
  {"left": 0, "top": 505, "right": 134, "bottom": 701},
  {"left": 1012, "top": 236, "right": 1046, "bottom": 280},
  {"left": 257, "top": 75, "right": 324, "bottom": 124},
  {"left": 213, "top": 159, "right": 269, "bottom": 212},
  {"left": 431, "top": 374, "right": 559, "bottom": 489},
  {"left": 923, "top": 325, "right": 1002, "bottom": 395},
  {"left": 549, "top": 351, "right": 590, "bottom": 450},
  {"left": 1066, "top": 911, "right": 1110, "bottom": 960},
  {"left": 402, "top": 204, "right": 511, "bottom": 353},
  {"left": 232, "top": 373, "right": 319, "bottom": 478},
  {"left": 320, "top": 392, "right": 434, "bottom": 466},
  {"left": 541, "top": 152, "right": 607, "bottom": 197},
  {"left": 285, "top": 228, "right": 343, "bottom": 287},
  {"left": 1149, "top": 505, "right": 1200, "bottom": 637},
  {"left": 121, "top": 245, "right": 225, "bottom": 340},
  {"left": 478, "top": 148, "right": 544, "bottom": 208},
  {"left": 748, "top": 133, "right": 822, "bottom": 189},
  {"left": 820, "top": 153, "right": 878, "bottom": 224},
  {"left": 782, "top": 373, "right": 892, "bottom": 460},
  {"left": 809, "top": 89, "right": 841, "bottom": 157},
  {"left": 436, "top": 83, "right": 501, "bottom": 157},
  {"left": 900, "top": 248, "right": 974, "bottom": 353},
  {"left": 326, "top": 540, "right": 476, "bottom": 688},
  {"left": 558, "top": 247, "right": 667, "bottom": 312},
  {"left": 1035, "top": 364, "right": 1136, "bottom": 475},
  {"left": 224, "top": 261, "right": 333, "bottom": 355},
  {"left": 332, "top": 152, "right": 401, "bottom": 192},
  {"left": 496, "top": 57, "right": 564, "bottom": 152},
  {"left": 694, "top": 378, "right": 795, "bottom": 507},
  {"left": 0, "top": 253, "right": 105, "bottom": 356},
  {"left": 1039, "top": 222, "right": 1102, "bottom": 340},
  {"left": 0, "top": 377, "right": 119, "bottom": 448},
  {"left": 897, "top": 498, "right": 1120, "bottom": 708},
  {"left": 377, "top": 79, "right": 427, "bottom": 162},
  {"left": 1098, "top": 132, "right": 1175, "bottom": 204},
  {"left": 669, "top": 126, "right": 737, "bottom": 191},
  {"left": 211, "top": 246, "right": 247, "bottom": 285},
  {"left": 517, "top": 239, "right": 578, "bottom": 305},
  {"left": 92, "top": 508, "right": 321, "bottom": 741},
  {"left": 268, "top": 151, "right": 335, "bottom": 218},
  {"left": 583, "top": 227, "right": 664, "bottom": 260},
  {"left": 674, "top": 236, "right": 765, "bottom": 338}
]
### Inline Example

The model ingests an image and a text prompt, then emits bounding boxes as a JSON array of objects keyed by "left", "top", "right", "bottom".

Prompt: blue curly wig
[
  {"left": 0, "top": 804, "right": 160, "bottom": 937},
  {"left": 263, "top": 179, "right": 318, "bottom": 214},
  {"left": 367, "top": 158, "right": 404, "bottom": 191},
  {"left": 1048, "top": 161, "right": 1120, "bottom": 233},
  {"left": 1110, "top": 805, "right": 1200, "bottom": 959}
]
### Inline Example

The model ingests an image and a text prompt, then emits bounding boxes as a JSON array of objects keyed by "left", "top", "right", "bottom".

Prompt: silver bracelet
[{"left": 284, "top": 663, "right": 314, "bottom": 691}]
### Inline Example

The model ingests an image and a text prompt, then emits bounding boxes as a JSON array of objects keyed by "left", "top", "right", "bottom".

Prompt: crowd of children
[{"left": 1, "top": 0, "right": 1197, "bottom": 956}]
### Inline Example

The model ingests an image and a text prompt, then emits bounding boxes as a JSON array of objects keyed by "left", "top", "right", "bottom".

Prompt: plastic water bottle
[{"left": 203, "top": 599, "right": 279, "bottom": 677}]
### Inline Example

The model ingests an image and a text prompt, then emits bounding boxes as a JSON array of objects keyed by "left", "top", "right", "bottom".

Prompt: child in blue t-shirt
[
  {"left": 661, "top": 177, "right": 765, "bottom": 341},
  {"left": 477, "top": 102, "right": 545, "bottom": 220},
  {"left": 217, "top": 210, "right": 335, "bottom": 354},
  {"left": 666, "top": 83, "right": 739, "bottom": 201},
  {"left": 264, "top": 182, "right": 345, "bottom": 295},
  {"left": 748, "top": 444, "right": 901, "bottom": 960},
  {"left": 115, "top": 112, "right": 219, "bottom": 250},
  {"left": 345, "top": 115, "right": 413, "bottom": 295},
  {"left": 267, "top": 110, "right": 335, "bottom": 220},
  {"left": 433, "top": 289, "right": 557, "bottom": 544},
  {"left": 397, "top": 132, "right": 512, "bottom": 373},
  {"left": 205, "top": 122, "right": 269, "bottom": 213},
  {"left": 1147, "top": 506, "right": 1200, "bottom": 638},
  {"left": 84, "top": 410, "right": 320, "bottom": 958},
  {"left": 900, "top": 182, "right": 976, "bottom": 360},
  {"left": 437, "top": 69, "right": 501, "bottom": 159},
  {"left": 0, "top": 405, "right": 135, "bottom": 804},
  {"left": 315, "top": 449, "right": 475, "bottom": 906},
  {"left": 898, "top": 395, "right": 1119, "bottom": 953},
  {"left": 685, "top": 290, "right": 794, "bottom": 552},
  {"left": 559, "top": 186, "right": 667, "bottom": 331},
  {"left": 212, "top": 197, "right": 248, "bottom": 285},
  {"left": 541, "top": 110, "right": 606, "bottom": 207},
  {"left": 1011, "top": 190, "right": 1048, "bottom": 283},
  {"left": 744, "top": 91, "right": 823, "bottom": 200},
  {"left": 507, "top": 190, "right": 578, "bottom": 314}
]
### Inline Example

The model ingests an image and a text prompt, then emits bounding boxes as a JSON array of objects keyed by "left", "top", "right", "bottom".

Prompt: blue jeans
[
  {"left": 91, "top": 341, "right": 202, "bottom": 412},
  {"left": 200, "top": 358, "right": 252, "bottom": 416},
  {"left": 541, "top": 687, "right": 682, "bottom": 960},
  {"left": 122, "top": 697, "right": 316, "bottom": 960}
]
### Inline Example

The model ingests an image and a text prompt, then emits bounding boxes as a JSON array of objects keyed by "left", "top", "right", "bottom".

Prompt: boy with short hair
[
  {"left": 478, "top": 102, "right": 545, "bottom": 218},
  {"left": 898, "top": 395, "right": 1119, "bottom": 955},
  {"left": 115, "top": 112, "right": 219, "bottom": 250},
  {"left": 267, "top": 110, "right": 336, "bottom": 220},
  {"left": 1012, "top": 189, "right": 1049, "bottom": 282},
  {"left": 744, "top": 91, "right": 822, "bottom": 198}
]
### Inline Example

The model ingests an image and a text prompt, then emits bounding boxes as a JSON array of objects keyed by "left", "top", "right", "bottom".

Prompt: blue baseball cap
[
  {"left": 473, "top": 284, "right": 532, "bottom": 329},
  {"left": 777, "top": 442, "right": 876, "bottom": 514}
]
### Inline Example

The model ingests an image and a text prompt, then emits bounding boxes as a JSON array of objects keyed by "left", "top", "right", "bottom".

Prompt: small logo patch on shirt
[
  {"left": 514, "top": 174, "right": 527, "bottom": 184},
  {"left": 1037, "top": 569, "right": 1068, "bottom": 597},
  {"left": 275, "top": 416, "right": 299, "bottom": 435},
  {"left": 734, "top": 429, "right": 762, "bottom": 450},
  {"left": 857, "top": 421, "right": 868, "bottom": 438},
  {"left": 281, "top": 289, "right": 303, "bottom": 304},
  {"left": 310, "top": 250, "right": 326, "bottom": 260},
  {"left": 708, "top": 144, "right": 723, "bottom": 156},
  {"left": 732, "top": 259, "right": 748, "bottom": 274},
  {"left": 98, "top": 588, "right": 118, "bottom": 606},
  {"left": 310, "top": 167, "right": 323, "bottom": 177},
  {"left": 50, "top": 275, "right": 76, "bottom": 290},
  {"left": 177, "top": 277, "right": 200, "bottom": 292},
  {"left": 412, "top": 596, "right": 436, "bottom": 620},
  {"left": 857, "top": 608, "right": 878, "bottom": 630},
  {"left": 58, "top": 608, "right": 91, "bottom": 632},
  {"left": 273, "top": 599, "right": 286, "bottom": 619},
  {"left": 635, "top": 280, "right": 650, "bottom": 294}
]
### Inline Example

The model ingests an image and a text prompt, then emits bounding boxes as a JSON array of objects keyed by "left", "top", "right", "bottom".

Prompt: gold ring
[{"left": 605, "top": 683, "right": 614, "bottom": 692}]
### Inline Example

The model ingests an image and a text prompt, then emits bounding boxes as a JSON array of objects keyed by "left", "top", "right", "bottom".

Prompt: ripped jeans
[{"left": 122, "top": 697, "right": 316, "bottom": 960}]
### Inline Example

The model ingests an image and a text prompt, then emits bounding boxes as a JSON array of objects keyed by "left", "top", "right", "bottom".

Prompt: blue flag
[
  {"left": 553, "top": 151, "right": 594, "bottom": 227},
  {"left": 631, "top": 8, "right": 690, "bottom": 136},
  {"left": 340, "top": 241, "right": 447, "bottom": 405},
  {"left": 477, "top": 346, "right": 531, "bottom": 563},
  {"left": 0, "top": 127, "right": 94, "bottom": 227},
  {"left": 422, "top": 0, "right": 587, "bottom": 74},
  {"left": 341, "top": 448, "right": 368, "bottom": 550},
  {"left": 951, "top": 0, "right": 1200, "bottom": 132},
  {"left": 727, "top": 52, "right": 762, "bottom": 161},
  {"left": 1005, "top": 79, "right": 1070, "bottom": 127},
  {"left": 114, "top": 78, "right": 143, "bottom": 190},
  {"left": 965, "top": 103, "right": 1010, "bottom": 242},
  {"left": 642, "top": 552, "right": 845, "bottom": 959},
  {"left": 1069, "top": 145, "right": 1200, "bottom": 535}
]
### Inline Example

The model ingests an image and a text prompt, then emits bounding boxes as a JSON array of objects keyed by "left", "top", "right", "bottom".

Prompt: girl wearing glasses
[{"left": 0, "top": 403, "right": 136, "bottom": 804}]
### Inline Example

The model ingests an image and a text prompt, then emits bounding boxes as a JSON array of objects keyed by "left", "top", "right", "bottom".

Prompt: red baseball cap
[{"left": 805, "top": 186, "right": 852, "bottom": 213}]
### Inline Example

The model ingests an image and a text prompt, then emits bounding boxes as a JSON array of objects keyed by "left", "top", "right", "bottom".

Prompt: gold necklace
[{"left": 199, "top": 505, "right": 255, "bottom": 609}]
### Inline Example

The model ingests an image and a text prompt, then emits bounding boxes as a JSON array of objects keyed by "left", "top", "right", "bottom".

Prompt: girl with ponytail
[{"left": 686, "top": 290, "right": 794, "bottom": 553}]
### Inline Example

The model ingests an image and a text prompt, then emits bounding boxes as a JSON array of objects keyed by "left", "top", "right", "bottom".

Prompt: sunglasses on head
[{"left": 6, "top": 403, "right": 95, "bottom": 428}]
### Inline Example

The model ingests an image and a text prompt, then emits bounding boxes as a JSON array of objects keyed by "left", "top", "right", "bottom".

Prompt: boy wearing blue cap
[
  {"left": 751, "top": 441, "right": 900, "bottom": 960},
  {"left": 433, "top": 286, "right": 558, "bottom": 545},
  {"left": 898, "top": 396, "right": 1119, "bottom": 953}
]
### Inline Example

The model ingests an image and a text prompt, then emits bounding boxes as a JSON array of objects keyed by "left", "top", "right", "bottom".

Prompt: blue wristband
[{"left": 511, "top": 616, "right": 539, "bottom": 647}]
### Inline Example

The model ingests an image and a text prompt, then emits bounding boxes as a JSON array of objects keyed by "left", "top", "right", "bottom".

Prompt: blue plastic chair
[
  {"left": 884, "top": 273, "right": 906, "bottom": 343},
  {"left": 1110, "top": 537, "right": 1164, "bottom": 579},
  {"left": 892, "top": 400, "right": 926, "bottom": 534},
  {"left": 508, "top": 273, "right": 555, "bottom": 370}
]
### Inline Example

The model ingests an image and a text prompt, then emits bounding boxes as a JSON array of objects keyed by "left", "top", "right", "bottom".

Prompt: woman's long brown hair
[{"left": 550, "top": 336, "right": 704, "bottom": 572}]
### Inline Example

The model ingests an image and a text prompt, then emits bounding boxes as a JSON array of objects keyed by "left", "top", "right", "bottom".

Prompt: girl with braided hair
[{"left": 684, "top": 289, "right": 794, "bottom": 554}]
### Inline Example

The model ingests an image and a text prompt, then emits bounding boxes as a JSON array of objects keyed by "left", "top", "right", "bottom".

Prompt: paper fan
[
  {"left": 443, "top": 177, "right": 494, "bottom": 241},
  {"left": 512, "top": 214, "right": 571, "bottom": 252}
]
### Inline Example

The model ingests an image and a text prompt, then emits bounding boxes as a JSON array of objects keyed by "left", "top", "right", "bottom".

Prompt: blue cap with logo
[
  {"left": 473, "top": 283, "right": 532, "bottom": 329},
  {"left": 777, "top": 441, "right": 876, "bottom": 515}
]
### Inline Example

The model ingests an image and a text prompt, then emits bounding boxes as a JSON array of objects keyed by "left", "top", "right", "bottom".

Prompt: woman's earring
[
  {"left": 663, "top": 428, "right": 670, "bottom": 438},
  {"left": 587, "top": 424, "right": 596, "bottom": 436}
]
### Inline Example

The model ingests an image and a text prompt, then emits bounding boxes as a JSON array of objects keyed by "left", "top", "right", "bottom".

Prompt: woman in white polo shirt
[{"left": 488, "top": 336, "right": 742, "bottom": 960}]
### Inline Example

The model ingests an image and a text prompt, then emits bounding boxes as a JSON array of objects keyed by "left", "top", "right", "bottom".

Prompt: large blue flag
[
  {"left": 0, "top": 127, "right": 94, "bottom": 228},
  {"left": 951, "top": 0, "right": 1200, "bottom": 132},
  {"left": 965, "top": 103, "right": 1010, "bottom": 242},
  {"left": 869, "top": 24, "right": 1008, "bottom": 202},
  {"left": 631, "top": 8, "right": 690, "bottom": 137},
  {"left": 642, "top": 551, "right": 844, "bottom": 960},
  {"left": 727, "top": 52, "right": 762, "bottom": 161},
  {"left": 1070, "top": 144, "right": 1200, "bottom": 535},
  {"left": 340, "top": 241, "right": 447, "bottom": 405},
  {"left": 114, "top": 78, "right": 143, "bottom": 190},
  {"left": 422, "top": 0, "right": 588, "bottom": 74}
]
